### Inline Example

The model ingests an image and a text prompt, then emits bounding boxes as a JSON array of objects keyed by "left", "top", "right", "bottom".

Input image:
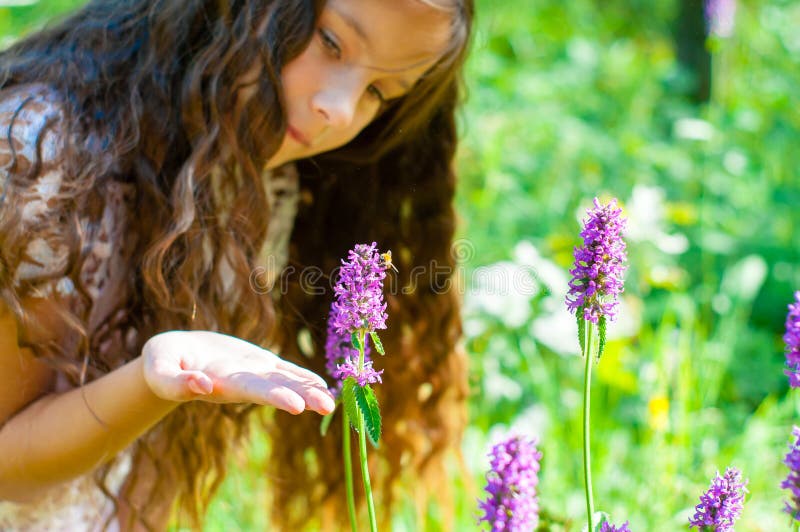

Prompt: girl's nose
[{"left": 311, "top": 82, "right": 360, "bottom": 129}]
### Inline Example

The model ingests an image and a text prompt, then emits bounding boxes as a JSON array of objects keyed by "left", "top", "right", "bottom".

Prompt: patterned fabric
[
  {"left": 0, "top": 454, "right": 132, "bottom": 532},
  {"left": 0, "top": 84, "right": 299, "bottom": 530}
]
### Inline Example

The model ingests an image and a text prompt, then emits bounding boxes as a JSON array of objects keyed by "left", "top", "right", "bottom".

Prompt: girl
[{"left": 0, "top": 0, "right": 472, "bottom": 529}]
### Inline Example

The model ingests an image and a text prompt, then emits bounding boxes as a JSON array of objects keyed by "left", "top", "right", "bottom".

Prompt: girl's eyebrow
[{"left": 329, "top": 5, "right": 371, "bottom": 47}]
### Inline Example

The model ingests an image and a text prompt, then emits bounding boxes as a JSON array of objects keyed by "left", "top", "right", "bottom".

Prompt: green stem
[
  {"left": 357, "top": 329, "right": 366, "bottom": 371},
  {"left": 356, "top": 330, "right": 378, "bottom": 532},
  {"left": 343, "top": 412, "right": 358, "bottom": 532},
  {"left": 357, "top": 409, "right": 378, "bottom": 532},
  {"left": 794, "top": 391, "right": 800, "bottom": 419},
  {"left": 583, "top": 320, "right": 595, "bottom": 531}
]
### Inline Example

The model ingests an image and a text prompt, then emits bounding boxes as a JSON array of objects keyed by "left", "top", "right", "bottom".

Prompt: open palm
[{"left": 142, "top": 330, "right": 334, "bottom": 415}]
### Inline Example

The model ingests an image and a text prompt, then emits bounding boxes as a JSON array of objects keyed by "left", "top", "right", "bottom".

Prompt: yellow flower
[{"left": 647, "top": 395, "right": 670, "bottom": 432}]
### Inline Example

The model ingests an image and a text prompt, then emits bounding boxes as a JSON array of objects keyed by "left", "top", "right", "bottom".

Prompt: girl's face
[{"left": 266, "top": 0, "right": 452, "bottom": 169}]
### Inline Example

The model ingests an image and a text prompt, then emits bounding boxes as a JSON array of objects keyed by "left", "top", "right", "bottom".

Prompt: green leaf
[
  {"left": 369, "top": 332, "right": 385, "bottom": 356},
  {"left": 577, "top": 305, "right": 586, "bottom": 357},
  {"left": 597, "top": 315, "right": 607, "bottom": 362},
  {"left": 319, "top": 407, "right": 336, "bottom": 437},
  {"left": 342, "top": 377, "right": 360, "bottom": 433},
  {"left": 355, "top": 384, "right": 382, "bottom": 447},
  {"left": 351, "top": 332, "right": 362, "bottom": 352}
]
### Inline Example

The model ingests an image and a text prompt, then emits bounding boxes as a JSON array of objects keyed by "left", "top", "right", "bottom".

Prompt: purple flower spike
[
  {"left": 324, "top": 308, "right": 372, "bottom": 387},
  {"left": 784, "top": 291, "right": 800, "bottom": 388},
  {"left": 331, "top": 242, "right": 388, "bottom": 335},
  {"left": 566, "top": 198, "right": 628, "bottom": 324},
  {"left": 478, "top": 435, "right": 542, "bottom": 532},
  {"left": 781, "top": 426, "right": 800, "bottom": 521},
  {"left": 600, "top": 521, "right": 631, "bottom": 532},
  {"left": 336, "top": 357, "right": 383, "bottom": 387},
  {"left": 689, "top": 467, "right": 748, "bottom": 531}
]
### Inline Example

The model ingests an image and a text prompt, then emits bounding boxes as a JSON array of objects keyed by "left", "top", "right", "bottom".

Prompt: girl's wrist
[{"left": 130, "top": 355, "right": 182, "bottom": 409}]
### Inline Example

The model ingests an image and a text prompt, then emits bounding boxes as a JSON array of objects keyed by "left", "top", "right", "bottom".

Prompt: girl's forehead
[{"left": 324, "top": 0, "right": 453, "bottom": 73}]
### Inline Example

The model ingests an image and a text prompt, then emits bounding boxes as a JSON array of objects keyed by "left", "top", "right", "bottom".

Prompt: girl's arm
[
  {"left": 0, "top": 307, "right": 334, "bottom": 503},
  {"left": 0, "top": 300, "right": 177, "bottom": 502},
  {"left": 0, "top": 359, "right": 176, "bottom": 502}
]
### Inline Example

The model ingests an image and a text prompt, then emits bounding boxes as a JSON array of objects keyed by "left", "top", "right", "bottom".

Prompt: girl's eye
[
  {"left": 318, "top": 29, "right": 341, "bottom": 59},
  {"left": 367, "top": 85, "right": 386, "bottom": 103}
]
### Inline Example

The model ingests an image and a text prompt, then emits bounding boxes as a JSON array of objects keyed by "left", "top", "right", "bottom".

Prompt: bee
[{"left": 379, "top": 250, "right": 398, "bottom": 273}]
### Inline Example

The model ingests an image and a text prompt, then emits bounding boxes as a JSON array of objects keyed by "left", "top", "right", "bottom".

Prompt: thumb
[
  {"left": 142, "top": 332, "right": 214, "bottom": 401},
  {"left": 183, "top": 370, "right": 214, "bottom": 395},
  {"left": 143, "top": 353, "right": 214, "bottom": 400}
]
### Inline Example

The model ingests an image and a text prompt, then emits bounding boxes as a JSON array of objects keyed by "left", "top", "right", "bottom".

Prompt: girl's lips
[{"left": 287, "top": 125, "right": 310, "bottom": 147}]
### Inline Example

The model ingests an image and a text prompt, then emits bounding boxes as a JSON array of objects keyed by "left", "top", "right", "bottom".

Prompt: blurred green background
[{"left": 3, "top": 0, "right": 798, "bottom": 529}]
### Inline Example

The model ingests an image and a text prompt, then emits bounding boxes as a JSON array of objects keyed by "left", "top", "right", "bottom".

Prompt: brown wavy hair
[{"left": 0, "top": 0, "right": 473, "bottom": 529}]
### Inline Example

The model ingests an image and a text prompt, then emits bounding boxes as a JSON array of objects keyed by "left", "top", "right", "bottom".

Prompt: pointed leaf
[
  {"left": 597, "top": 315, "right": 607, "bottom": 362},
  {"left": 355, "top": 384, "right": 381, "bottom": 447},
  {"left": 369, "top": 332, "right": 385, "bottom": 356},
  {"left": 319, "top": 408, "right": 336, "bottom": 437},
  {"left": 577, "top": 305, "right": 587, "bottom": 357},
  {"left": 342, "top": 377, "right": 360, "bottom": 433},
  {"left": 351, "top": 332, "right": 362, "bottom": 352}
]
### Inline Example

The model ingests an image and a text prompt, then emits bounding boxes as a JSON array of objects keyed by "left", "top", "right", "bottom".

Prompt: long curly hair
[{"left": 0, "top": 0, "right": 473, "bottom": 529}]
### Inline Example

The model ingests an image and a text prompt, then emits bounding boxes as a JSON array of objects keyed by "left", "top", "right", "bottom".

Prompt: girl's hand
[{"left": 142, "top": 330, "right": 335, "bottom": 415}]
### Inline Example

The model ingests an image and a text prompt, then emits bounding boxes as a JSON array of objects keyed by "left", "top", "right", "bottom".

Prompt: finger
[
  {"left": 274, "top": 359, "right": 329, "bottom": 389},
  {"left": 227, "top": 372, "right": 307, "bottom": 414},
  {"left": 270, "top": 370, "right": 335, "bottom": 415},
  {"left": 261, "top": 383, "right": 307, "bottom": 415},
  {"left": 301, "top": 386, "right": 336, "bottom": 415}
]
